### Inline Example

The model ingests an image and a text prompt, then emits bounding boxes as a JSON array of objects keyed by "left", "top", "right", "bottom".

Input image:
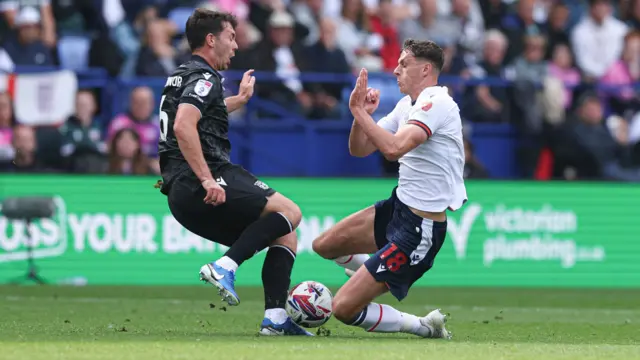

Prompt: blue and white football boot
[
  {"left": 199, "top": 262, "right": 240, "bottom": 306},
  {"left": 259, "top": 317, "right": 315, "bottom": 336}
]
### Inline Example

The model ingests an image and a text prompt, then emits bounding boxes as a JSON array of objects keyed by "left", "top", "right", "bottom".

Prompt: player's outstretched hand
[
  {"left": 364, "top": 87, "right": 380, "bottom": 114},
  {"left": 202, "top": 179, "right": 226, "bottom": 206},
  {"left": 239, "top": 69, "right": 256, "bottom": 102},
  {"left": 349, "top": 68, "right": 369, "bottom": 111}
]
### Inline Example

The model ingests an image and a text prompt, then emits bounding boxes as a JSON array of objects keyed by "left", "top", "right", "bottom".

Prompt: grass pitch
[{"left": 1, "top": 286, "right": 639, "bottom": 360}]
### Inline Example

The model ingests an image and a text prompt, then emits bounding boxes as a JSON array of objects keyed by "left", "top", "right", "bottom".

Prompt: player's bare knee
[
  {"left": 284, "top": 201, "right": 302, "bottom": 229},
  {"left": 312, "top": 229, "right": 343, "bottom": 259},
  {"left": 266, "top": 194, "right": 302, "bottom": 230},
  {"left": 312, "top": 231, "right": 331, "bottom": 258}
]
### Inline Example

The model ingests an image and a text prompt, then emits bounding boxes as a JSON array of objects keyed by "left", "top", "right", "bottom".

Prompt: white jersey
[{"left": 377, "top": 86, "right": 467, "bottom": 212}]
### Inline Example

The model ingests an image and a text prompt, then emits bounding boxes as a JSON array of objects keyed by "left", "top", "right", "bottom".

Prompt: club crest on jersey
[
  {"left": 421, "top": 101, "right": 433, "bottom": 112},
  {"left": 195, "top": 79, "right": 213, "bottom": 96}
]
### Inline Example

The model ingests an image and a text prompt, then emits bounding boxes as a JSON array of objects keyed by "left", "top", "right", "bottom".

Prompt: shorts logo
[
  {"left": 216, "top": 177, "right": 227, "bottom": 186},
  {"left": 195, "top": 79, "right": 213, "bottom": 96},
  {"left": 254, "top": 180, "right": 269, "bottom": 190}
]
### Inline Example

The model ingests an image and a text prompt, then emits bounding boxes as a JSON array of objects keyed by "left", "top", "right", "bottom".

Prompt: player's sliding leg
[
  {"left": 200, "top": 193, "right": 301, "bottom": 306},
  {"left": 313, "top": 206, "right": 380, "bottom": 275},
  {"left": 259, "top": 232, "right": 313, "bottom": 336},
  {"left": 332, "top": 265, "right": 450, "bottom": 339}
]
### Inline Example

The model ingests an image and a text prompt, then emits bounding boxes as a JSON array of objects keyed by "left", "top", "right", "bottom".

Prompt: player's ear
[
  {"left": 423, "top": 62, "right": 431, "bottom": 76},
  {"left": 206, "top": 33, "right": 215, "bottom": 48}
]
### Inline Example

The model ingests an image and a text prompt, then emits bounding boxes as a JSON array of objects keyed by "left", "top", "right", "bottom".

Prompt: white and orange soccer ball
[{"left": 285, "top": 281, "right": 333, "bottom": 328}]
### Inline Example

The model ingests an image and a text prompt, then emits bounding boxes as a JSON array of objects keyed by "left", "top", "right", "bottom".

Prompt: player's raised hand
[
  {"left": 349, "top": 68, "right": 369, "bottom": 110},
  {"left": 364, "top": 87, "right": 380, "bottom": 114},
  {"left": 238, "top": 69, "right": 256, "bottom": 102},
  {"left": 202, "top": 179, "right": 226, "bottom": 206}
]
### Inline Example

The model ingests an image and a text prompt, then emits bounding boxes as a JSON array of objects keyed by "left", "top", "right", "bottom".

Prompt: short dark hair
[
  {"left": 402, "top": 39, "right": 445, "bottom": 73},
  {"left": 185, "top": 9, "right": 238, "bottom": 51}
]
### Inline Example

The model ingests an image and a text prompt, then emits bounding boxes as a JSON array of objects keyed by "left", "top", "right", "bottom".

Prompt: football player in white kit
[{"left": 312, "top": 39, "right": 467, "bottom": 339}]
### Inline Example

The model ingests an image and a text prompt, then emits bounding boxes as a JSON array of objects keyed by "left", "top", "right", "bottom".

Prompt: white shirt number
[{"left": 159, "top": 95, "right": 168, "bottom": 142}]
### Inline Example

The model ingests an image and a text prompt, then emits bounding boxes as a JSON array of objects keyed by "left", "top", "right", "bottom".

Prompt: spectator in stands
[
  {"left": 0, "top": 1, "right": 56, "bottom": 47},
  {"left": 107, "top": 128, "right": 154, "bottom": 175},
  {"left": 547, "top": 43, "right": 581, "bottom": 110},
  {"left": 478, "top": 0, "right": 507, "bottom": 30},
  {"left": 600, "top": 31, "right": 640, "bottom": 115},
  {"left": 291, "top": 0, "right": 324, "bottom": 46},
  {"left": 10, "top": 124, "right": 53, "bottom": 172},
  {"left": 565, "top": 93, "right": 640, "bottom": 181},
  {"left": 464, "top": 29, "right": 510, "bottom": 123},
  {"left": 2, "top": 6, "right": 54, "bottom": 66},
  {"left": 571, "top": 0, "right": 628, "bottom": 80},
  {"left": 336, "top": 0, "right": 383, "bottom": 71},
  {"left": 0, "top": 91, "right": 15, "bottom": 169},
  {"left": 440, "top": 0, "right": 485, "bottom": 59},
  {"left": 505, "top": 32, "right": 548, "bottom": 83},
  {"left": 369, "top": 0, "right": 400, "bottom": 72},
  {"left": 59, "top": 90, "right": 107, "bottom": 173},
  {"left": 545, "top": 1, "right": 570, "bottom": 60},
  {"left": 506, "top": 32, "right": 550, "bottom": 178},
  {"left": 398, "top": 0, "right": 439, "bottom": 45},
  {"left": 250, "top": 11, "right": 313, "bottom": 115},
  {"left": 249, "top": 0, "right": 309, "bottom": 42},
  {"left": 107, "top": 86, "right": 160, "bottom": 161},
  {"left": 135, "top": 20, "right": 177, "bottom": 77},
  {"left": 305, "top": 17, "right": 350, "bottom": 119},
  {"left": 623, "top": 0, "right": 640, "bottom": 29},
  {"left": 51, "top": 0, "right": 105, "bottom": 34},
  {"left": 500, "top": 0, "right": 545, "bottom": 65},
  {"left": 463, "top": 138, "right": 489, "bottom": 178}
]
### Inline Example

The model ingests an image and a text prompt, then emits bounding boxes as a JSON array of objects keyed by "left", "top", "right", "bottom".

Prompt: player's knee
[
  {"left": 331, "top": 295, "right": 359, "bottom": 323},
  {"left": 312, "top": 232, "right": 329, "bottom": 258},
  {"left": 267, "top": 195, "right": 302, "bottom": 230},
  {"left": 312, "top": 230, "right": 339, "bottom": 259},
  {"left": 285, "top": 201, "right": 302, "bottom": 229}
]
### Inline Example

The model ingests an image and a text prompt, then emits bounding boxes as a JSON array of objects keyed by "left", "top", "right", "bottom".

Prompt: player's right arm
[
  {"left": 173, "top": 73, "right": 226, "bottom": 205},
  {"left": 173, "top": 104, "right": 212, "bottom": 182},
  {"left": 348, "top": 88, "right": 394, "bottom": 157}
]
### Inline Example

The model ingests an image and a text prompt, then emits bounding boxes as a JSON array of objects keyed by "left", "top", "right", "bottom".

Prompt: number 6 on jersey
[{"left": 159, "top": 95, "right": 168, "bottom": 142}]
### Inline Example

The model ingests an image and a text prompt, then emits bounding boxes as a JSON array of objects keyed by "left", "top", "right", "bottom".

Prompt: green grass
[{"left": 1, "top": 286, "right": 640, "bottom": 360}]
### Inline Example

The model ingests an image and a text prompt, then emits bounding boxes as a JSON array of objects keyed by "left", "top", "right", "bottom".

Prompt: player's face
[
  {"left": 393, "top": 51, "right": 428, "bottom": 95},
  {"left": 213, "top": 23, "right": 238, "bottom": 70}
]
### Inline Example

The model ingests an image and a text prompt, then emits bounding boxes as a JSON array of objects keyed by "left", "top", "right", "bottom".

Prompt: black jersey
[{"left": 158, "top": 55, "right": 231, "bottom": 183}]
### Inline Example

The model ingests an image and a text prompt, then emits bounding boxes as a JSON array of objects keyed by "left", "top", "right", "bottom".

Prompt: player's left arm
[
  {"left": 352, "top": 108, "right": 427, "bottom": 161},
  {"left": 225, "top": 69, "right": 255, "bottom": 113}
]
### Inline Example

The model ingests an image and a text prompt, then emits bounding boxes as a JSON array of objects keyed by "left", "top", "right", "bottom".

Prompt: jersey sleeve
[
  {"left": 179, "top": 72, "right": 222, "bottom": 115},
  {"left": 377, "top": 114, "right": 399, "bottom": 133},
  {"left": 407, "top": 96, "right": 449, "bottom": 138},
  {"left": 376, "top": 101, "right": 404, "bottom": 134}
]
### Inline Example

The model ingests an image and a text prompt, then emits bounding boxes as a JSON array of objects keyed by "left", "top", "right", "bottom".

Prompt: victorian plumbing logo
[{"left": 446, "top": 203, "right": 605, "bottom": 268}]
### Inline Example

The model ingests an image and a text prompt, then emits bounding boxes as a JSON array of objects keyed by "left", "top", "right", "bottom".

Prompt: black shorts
[
  {"left": 364, "top": 187, "right": 447, "bottom": 301},
  {"left": 166, "top": 164, "right": 276, "bottom": 246}
]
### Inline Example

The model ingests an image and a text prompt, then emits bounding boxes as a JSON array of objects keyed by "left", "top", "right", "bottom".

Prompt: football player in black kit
[{"left": 157, "top": 8, "right": 312, "bottom": 336}]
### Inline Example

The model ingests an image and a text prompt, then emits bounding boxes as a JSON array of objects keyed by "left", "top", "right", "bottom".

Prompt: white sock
[
  {"left": 349, "top": 303, "right": 430, "bottom": 336},
  {"left": 215, "top": 256, "right": 238, "bottom": 272},
  {"left": 334, "top": 254, "right": 369, "bottom": 272},
  {"left": 265, "top": 308, "right": 288, "bottom": 325}
]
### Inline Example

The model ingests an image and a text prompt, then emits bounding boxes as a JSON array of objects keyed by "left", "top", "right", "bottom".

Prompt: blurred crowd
[{"left": 0, "top": 0, "right": 639, "bottom": 180}]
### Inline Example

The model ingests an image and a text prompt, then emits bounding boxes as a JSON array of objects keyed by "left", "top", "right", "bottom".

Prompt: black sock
[
  {"left": 262, "top": 245, "right": 296, "bottom": 309},
  {"left": 225, "top": 212, "right": 293, "bottom": 266}
]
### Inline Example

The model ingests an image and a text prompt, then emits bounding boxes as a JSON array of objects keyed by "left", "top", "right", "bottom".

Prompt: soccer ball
[{"left": 285, "top": 281, "right": 333, "bottom": 328}]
